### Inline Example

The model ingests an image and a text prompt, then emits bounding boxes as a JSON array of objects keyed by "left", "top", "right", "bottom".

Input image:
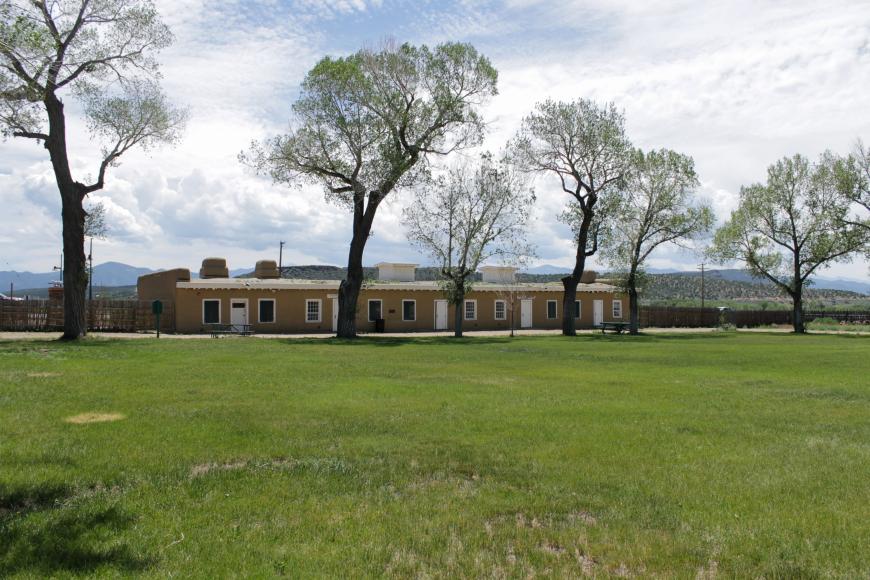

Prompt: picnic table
[
  {"left": 597, "top": 321, "right": 630, "bottom": 334},
  {"left": 205, "top": 324, "right": 254, "bottom": 337}
]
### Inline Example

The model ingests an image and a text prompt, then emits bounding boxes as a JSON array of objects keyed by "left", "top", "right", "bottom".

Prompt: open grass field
[{"left": 1, "top": 333, "right": 869, "bottom": 578}]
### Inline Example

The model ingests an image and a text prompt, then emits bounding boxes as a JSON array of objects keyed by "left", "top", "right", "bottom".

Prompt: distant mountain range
[
  {"left": 2, "top": 261, "right": 867, "bottom": 298},
  {"left": 523, "top": 265, "right": 870, "bottom": 295},
  {"left": 0, "top": 261, "right": 252, "bottom": 292}
]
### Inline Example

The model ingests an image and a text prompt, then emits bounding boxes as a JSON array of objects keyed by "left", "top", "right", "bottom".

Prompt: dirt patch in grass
[
  {"left": 65, "top": 412, "right": 126, "bottom": 424},
  {"left": 27, "top": 371, "right": 61, "bottom": 378}
]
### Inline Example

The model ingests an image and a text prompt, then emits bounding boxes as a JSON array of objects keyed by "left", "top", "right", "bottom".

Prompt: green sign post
[{"left": 152, "top": 300, "right": 163, "bottom": 338}]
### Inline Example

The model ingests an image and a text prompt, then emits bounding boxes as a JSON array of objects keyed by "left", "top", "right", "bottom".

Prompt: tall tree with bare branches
[
  {"left": 404, "top": 153, "right": 535, "bottom": 337},
  {"left": 512, "top": 99, "right": 632, "bottom": 335},
  {"left": 245, "top": 41, "right": 497, "bottom": 338},
  {"left": 1, "top": 0, "right": 186, "bottom": 339}
]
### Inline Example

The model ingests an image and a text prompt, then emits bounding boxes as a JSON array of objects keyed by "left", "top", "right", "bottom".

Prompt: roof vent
[
  {"left": 254, "top": 260, "right": 280, "bottom": 279},
  {"left": 480, "top": 265, "right": 517, "bottom": 283},
  {"left": 375, "top": 262, "right": 418, "bottom": 282},
  {"left": 199, "top": 257, "right": 229, "bottom": 279}
]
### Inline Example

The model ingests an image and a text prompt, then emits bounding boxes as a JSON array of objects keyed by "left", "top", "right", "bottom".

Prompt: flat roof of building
[{"left": 177, "top": 278, "right": 618, "bottom": 293}]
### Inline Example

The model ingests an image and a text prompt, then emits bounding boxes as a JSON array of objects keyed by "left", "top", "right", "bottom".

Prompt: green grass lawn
[{"left": 1, "top": 333, "right": 868, "bottom": 578}]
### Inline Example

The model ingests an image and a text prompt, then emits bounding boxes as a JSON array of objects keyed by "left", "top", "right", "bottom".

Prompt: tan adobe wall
[
  {"left": 172, "top": 284, "right": 627, "bottom": 334},
  {"left": 137, "top": 269, "right": 191, "bottom": 303}
]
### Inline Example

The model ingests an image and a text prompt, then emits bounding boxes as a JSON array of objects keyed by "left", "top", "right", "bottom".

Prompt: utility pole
[
  {"left": 278, "top": 241, "right": 285, "bottom": 274},
  {"left": 88, "top": 237, "right": 94, "bottom": 301},
  {"left": 698, "top": 262, "right": 706, "bottom": 310}
]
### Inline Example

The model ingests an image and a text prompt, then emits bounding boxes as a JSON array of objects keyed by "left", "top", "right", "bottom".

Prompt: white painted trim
[
  {"left": 202, "top": 298, "right": 221, "bottom": 325},
  {"left": 257, "top": 298, "right": 276, "bottom": 323},
  {"left": 546, "top": 299, "right": 558, "bottom": 319},
  {"left": 575, "top": 300, "right": 582, "bottom": 320},
  {"left": 402, "top": 299, "right": 416, "bottom": 321},
  {"left": 305, "top": 299, "right": 322, "bottom": 323},
  {"left": 367, "top": 299, "right": 383, "bottom": 322},
  {"left": 464, "top": 299, "right": 477, "bottom": 321},
  {"left": 612, "top": 299, "right": 623, "bottom": 319},
  {"left": 494, "top": 299, "right": 507, "bottom": 320}
]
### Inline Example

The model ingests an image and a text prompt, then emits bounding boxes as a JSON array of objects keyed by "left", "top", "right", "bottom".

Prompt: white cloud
[{"left": 0, "top": 0, "right": 868, "bottom": 281}]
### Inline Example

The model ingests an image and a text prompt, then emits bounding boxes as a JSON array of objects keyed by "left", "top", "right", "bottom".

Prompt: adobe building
[{"left": 138, "top": 258, "right": 627, "bottom": 334}]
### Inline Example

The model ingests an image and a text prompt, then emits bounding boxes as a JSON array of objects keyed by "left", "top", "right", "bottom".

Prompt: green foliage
[
  {"left": 246, "top": 41, "right": 498, "bottom": 209},
  {"left": 711, "top": 153, "right": 868, "bottom": 298},
  {"left": 1, "top": 334, "right": 869, "bottom": 576},
  {"left": 513, "top": 98, "right": 633, "bottom": 264}
]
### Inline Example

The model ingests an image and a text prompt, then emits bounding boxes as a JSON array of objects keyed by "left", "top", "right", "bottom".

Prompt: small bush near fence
[{"left": 0, "top": 300, "right": 171, "bottom": 332}]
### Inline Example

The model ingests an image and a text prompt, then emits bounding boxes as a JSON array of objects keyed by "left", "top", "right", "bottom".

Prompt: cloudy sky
[{"left": 2, "top": 0, "right": 869, "bottom": 279}]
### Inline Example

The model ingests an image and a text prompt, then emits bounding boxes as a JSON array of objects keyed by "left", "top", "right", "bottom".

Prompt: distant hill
[{"left": 0, "top": 262, "right": 253, "bottom": 291}]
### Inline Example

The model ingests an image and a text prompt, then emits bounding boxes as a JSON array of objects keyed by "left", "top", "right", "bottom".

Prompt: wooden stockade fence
[
  {"left": 638, "top": 306, "right": 869, "bottom": 328},
  {"left": 0, "top": 300, "right": 173, "bottom": 333}
]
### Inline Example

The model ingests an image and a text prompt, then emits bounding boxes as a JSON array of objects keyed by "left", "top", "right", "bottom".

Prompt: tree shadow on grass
[
  {"left": 0, "top": 483, "right": 150, "bottom": 576},
  {"left": 286, "top": 335, "right": 519, "bottom": 347}
]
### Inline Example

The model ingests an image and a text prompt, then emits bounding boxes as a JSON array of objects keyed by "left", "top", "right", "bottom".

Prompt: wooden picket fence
[{"left": 0, "top": 299, "right": 172, "bottom": 332}]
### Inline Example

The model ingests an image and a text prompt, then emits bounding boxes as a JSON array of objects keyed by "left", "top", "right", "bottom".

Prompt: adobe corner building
[{"left": 138, "top": 258, "right": 627, "bottom": 334}]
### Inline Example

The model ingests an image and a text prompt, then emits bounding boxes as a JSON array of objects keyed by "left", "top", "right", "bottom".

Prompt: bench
[
  {"left": 597, "top": 321, "right": 630, "bottom": 334},
  {"left": 205, "top": 324, "right": 254, "bottom": 337}
]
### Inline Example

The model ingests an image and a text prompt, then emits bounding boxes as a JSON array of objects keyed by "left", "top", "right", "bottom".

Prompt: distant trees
[
  {"left": 1, "top": 0, "right": 186, "bottom": 339},
  {"left": 245, "top": 41, "right": 498, "bottom": 338},
  {"left": 512, "top": 99, "right": 632, "bottom": 336},
  {"left": 404, "top": 153, "right": 535, "bottom": 337},
  {"left": 598, "top": 149, "right": 713, "bottom": 334},
  {"left": 711, "top": 153, "right": 867, "bottom": 333}
]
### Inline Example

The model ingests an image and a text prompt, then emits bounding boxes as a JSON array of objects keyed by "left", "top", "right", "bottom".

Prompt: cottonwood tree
[
  {"left": 513, "top": 99, "right": 632, "bottom": 335},
  {"left": 597, "top": 148, "right": 713, "bottom": 334},
  {"left": 245, "top": 41, "right": 497, "bottom": 338},
  {"left": 710, "top": 153, "right": 867, "bottom": 333},
  {"left": 404, "top": 153, "right": 535, "bottom": 337},
  {"left": 1, "top": 0, "right": 186, "bottom": 339}
]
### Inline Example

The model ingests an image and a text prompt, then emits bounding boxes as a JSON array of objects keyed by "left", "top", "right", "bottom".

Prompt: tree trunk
[
  {"left": 628, "top": 286, "right": 640, "bottom": 335},
  {"left": 792, "top": 286, "right": 805, "bottom": 334},
  {"left": 61, "top": 193, "right": 88, "bottom": 339},
  {"left": 562, "top": 205, "right": 595, "bottom": 336},
  {"left": 44, "top": 94, "right": 88, "bottom": 340},
  {"left": 561, "top": 279, "right": 578, "bottom": 336},
  {"left": 453, "top": 287, "right": 465, "bottom": 338},
  {"left": 337, "top": 231, "right": 366, "bottom": 339}
]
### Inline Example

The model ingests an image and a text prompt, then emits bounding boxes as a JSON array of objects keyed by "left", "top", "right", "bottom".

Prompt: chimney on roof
[
  {"left": 199, "top": 257, "right": 229, "bottom": 279},
  {"left": 480, "top": 265, "right": 517, "bottom": 283},
  {"left": 375, "top": 262, "right": 417, "bottom": 282},
  {"left": 580, "top": 270, "right": 597, "bottom": 284},
  {"left": 254, "top": 260, "right": 280, "bottom": 279}
]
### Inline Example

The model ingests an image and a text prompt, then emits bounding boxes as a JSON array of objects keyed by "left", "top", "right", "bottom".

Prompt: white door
[
  {"left": 230, "top": 299, "right": 248, "bottom": 328},
  {"left": 332, "top": 298, "right": 338, "bottom": 332},
  {"left": 593, "top": 299, "right": 604, "bottom": 326},
  {"left": 520, "top": 299, "right": 533, "bottom": 328},
  {"left": 434, "top": 300, "right": 448, "bottom": 330}
]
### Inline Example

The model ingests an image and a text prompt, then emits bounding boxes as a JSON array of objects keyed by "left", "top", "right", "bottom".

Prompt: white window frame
[
  {"left": 202, "top": 299, "right": 221, "bottom": 325},
  {"left": 612, "top": 299, "right": 623, "bottom": 319},
  {"left": 575, "top": 300, "right": 582, "bottom": 320},
  {"left": 402, "top": 299, "right": 416, "bottom": 321},
  {"left": 494, "top": 300, "right": 507, "bottom": 320},
  {"left": 368, "top": 299, "right": 383, "bottom": 322},
  {"left": 546, "top": 300, "right": 558, "bottom": 319},
  {"left": 258, "top": 298, "right": 276, "bottom": 324},
  {"left": 305, "top": 299, "right": 322, "bottom": 323},
  {"left": 464, "top": 299, "right": 477, "bottom": 321}
]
